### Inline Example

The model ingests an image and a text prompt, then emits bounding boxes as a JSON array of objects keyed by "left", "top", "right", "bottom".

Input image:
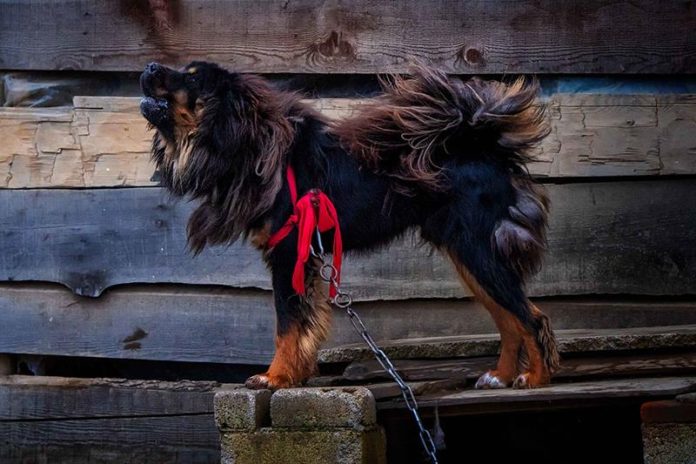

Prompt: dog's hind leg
[
  {"left": 448, "top": 254, "right": 557, "bottom": 388},
  {"left": 448, "top": 258, "right": 523, "bottom": 388},
  {"left": 421, "top": 168, "right": 558, "bottom": 388},
  {"left": 246, "top": 249, "right": 332, "bottom": 390},
  {"left": 513, "top": 302, "right": 559, "bottom": 388}
]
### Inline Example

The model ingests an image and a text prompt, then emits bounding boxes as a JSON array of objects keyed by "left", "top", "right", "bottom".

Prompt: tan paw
[
  {"left": 245, "top": 373, "right": 294, "bottom": 390},
  {"left": 244, "top": 374, "right": 272, "bottom": 390},
  {"left": 475, "top": 371, "right": 511, "bottom": 389}
]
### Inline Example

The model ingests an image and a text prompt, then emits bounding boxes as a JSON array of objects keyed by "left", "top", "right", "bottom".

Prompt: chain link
[{"left": 311, "top": 239, "right": 440, "bottom": 464}]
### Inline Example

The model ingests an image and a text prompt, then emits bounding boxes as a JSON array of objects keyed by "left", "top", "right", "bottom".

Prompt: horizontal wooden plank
[
  {"left": 0, "top": 376, "right": 217, "bottom": 420},
  {"left": 0, "top": 285, "right": 277, "bottom": 364},
  {"left": 319, "top": 325, "right": 696, "bottom": 363},
  {"left": 378, "top": 376, "right": 696, "bottom": 412},
  {"left": 1, "top": 178, "right": 695, "bottom": 299},
  {"left": 0, "top": 97, "right": 365, "bottom": 189},
  {"left": 1, "top": 1, "right": 694, "bottom": 73},
  {"left": 2, "top": 284, "right": 696, "bottom": 364},
  {"left": 2, "top": 442, "right": 217, "bottom": 464},
  {"left": 0, "top": 375, "right": 219, "bottom": 463},
  {"left": 2, "top": 94, "right": 696, "bottom": 188},
  {"left": 342, "top": 352, "right": 696, "bottom": 383}
]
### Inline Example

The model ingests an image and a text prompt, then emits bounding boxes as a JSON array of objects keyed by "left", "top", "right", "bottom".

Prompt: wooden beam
[
  {"left": 2, "top": 284, "right": 695, "bottom": 365},
  {"left": 2, "top": 94, "right": 696, "bottom": 188},
  {"left": 0, "top": 376, "right": 217, "bottom": 419},
  {"left": 377, "top": 377, "right": 696, "bottom": 413},
  {"left": 319, "top": 325, "right": 696, "bottom": 363},
  {"left": 1, "top": 179, "right": 695, "bottom": 299},
  {"left": 0, "top": 1, "right": 693, "bottom": 73},
  {"left": 0, "top": 375, "right": 220, "bottom": 463},
  {"left": 342, "top": 352, "right": 696, "bottom": 382}
]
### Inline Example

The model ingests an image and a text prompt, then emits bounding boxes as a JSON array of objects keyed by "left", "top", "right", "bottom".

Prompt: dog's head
[
  {"left": 140, "top": 61, "right": 297, "bottom": 250},
  {"left": 140, "top": 61, "right": 229, "bottom": 132},
  {"left": 140, "top": 61, "right": 236, "bottom": 195}
]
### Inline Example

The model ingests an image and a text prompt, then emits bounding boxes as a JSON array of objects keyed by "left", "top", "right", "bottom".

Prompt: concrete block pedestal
[
  {"left": 641, "top": 393, "right": 696, "bottom": 464},
  {"left": 215, "top": 387, "right": 387, "bottom": 464}
]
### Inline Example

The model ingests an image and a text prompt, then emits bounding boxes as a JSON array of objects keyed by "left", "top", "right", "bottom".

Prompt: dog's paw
[
  {"left": 512, "top": 372, "right": 550, "bottom": 389},
  {"left": 475, "top": 371, "right": 510, "bottom": 389},
  {"left": 512, "top": 373, "right": 530, "bottom": 389},
  {"left": 245, "top": 374, "right": 272, "bottom": 390},
  {"left": 244, "top": 373, "right": 295, "bottom": 390}
]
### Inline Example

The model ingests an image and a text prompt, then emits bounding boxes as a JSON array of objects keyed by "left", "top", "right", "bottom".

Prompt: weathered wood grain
[
  {"left": 2, "top": 442, "right": 217, "bottom": 464},
  {"left": 1, "top": 1, "right": 694, "bottom": 73},
  {"left": 0, "top": 376, "right": 217, "bottom": 420},
  {"left": 530, "top": 94, "right": 696, "bottom": 177},
  {"left": 342, "top": 352, "right": 696, "bottom": 382},
  {"left": 378, "top": 377, "right": 696, "bottom": 412},
  {"left": 319, "top": 325, "right": 696, "bottom": 363},
  {"left": 1, "top": 179, "right": 695, "bottom": 299},
  {"left": 2, "top": 95, "right": 696, "bottom": 188},
  {"left": 365, "top": 379, "right": 467, "bottom": 401},
  {"left": 2, "top": 284, "right": 696, "bottom": 365},
  {"left": 0, "top": 375, "right": 220, "bottom": 463}
]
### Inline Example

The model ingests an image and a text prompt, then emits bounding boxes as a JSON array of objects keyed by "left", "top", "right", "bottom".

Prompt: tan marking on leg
[
  {"left": 266, "top": 324, "right": 310, "bottom": 388},
  {"left": 297, "top": 270, "right": 333, "bottom": 377},
  {"left": 513, "top": 333, "right": 550, "bottom": 388},
  {"left": 246, "top": 270, "right": 333, "bottom": 390},
  {"left": 530, "top": 303, "right": 560, "bottom": 373},
  {"left": 448, "top": 255, "right": 524, "bottom": 387},
  {"left": 514, "top": 304, "right": 558, "bottom": 388}
]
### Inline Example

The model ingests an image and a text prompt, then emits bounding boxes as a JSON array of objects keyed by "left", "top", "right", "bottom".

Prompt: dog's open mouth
[
  {"left": 140, "top": 96, "right": 171, "bottom": 127},
  {"left": 140, "top": 62, "right": 186, "bottom": 128}
]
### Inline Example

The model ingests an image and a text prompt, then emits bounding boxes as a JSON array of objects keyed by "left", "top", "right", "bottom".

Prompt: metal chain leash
[{"left": 311, "top": 230, "right": 440, "bottom": 464}]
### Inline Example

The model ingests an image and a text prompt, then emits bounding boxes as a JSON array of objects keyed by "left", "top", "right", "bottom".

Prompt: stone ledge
[
  {"left": 216, "top": 387, "right": 386, "bottom": 464},
  {"left": 642, "top": 399, "right": 696, "bottom": 464},
  {"left": 271, "top": 387, "right": 376, "bottom": 429},
  {"left": 642, "top": 423, "right": 696, "bottom": 464},
  {"left": 214, "top": 387, "right": 272, "bottom": 431},
  {"left": 221, "top": 428, "right": 386, "bottom": 464}
]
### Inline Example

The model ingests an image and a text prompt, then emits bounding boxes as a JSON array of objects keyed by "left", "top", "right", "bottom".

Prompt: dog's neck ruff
[{"left": 267, "top": 167, "right": 343, "bottom": 298}]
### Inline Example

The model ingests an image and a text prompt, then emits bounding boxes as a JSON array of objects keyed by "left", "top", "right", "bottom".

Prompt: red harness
[{"left": 267, "top": 167, "right": 343, "bottom": 298}]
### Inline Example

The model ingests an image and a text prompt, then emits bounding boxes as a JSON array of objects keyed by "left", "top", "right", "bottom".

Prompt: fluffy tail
[
  {"left": 334, "top": 65, "right": 549, "bottom": 191},
  {"left": 336, "top": 65, "right": 550, "bottom": 279}
]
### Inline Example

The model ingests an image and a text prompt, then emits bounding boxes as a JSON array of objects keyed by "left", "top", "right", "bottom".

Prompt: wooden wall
[
  {"left": 0, "top": 0, "right": 695, "bottom": 368},
  {"left": 1, "top": 1, "right": 694, "bottom": 73}
]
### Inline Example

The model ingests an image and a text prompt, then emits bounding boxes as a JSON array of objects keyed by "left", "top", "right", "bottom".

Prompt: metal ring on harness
[
  {"left": 320, "top": 263, "right": 339, "bottom": 282},
  {"left": 333, "top": 291, "right": 353, "bottom": 308}
]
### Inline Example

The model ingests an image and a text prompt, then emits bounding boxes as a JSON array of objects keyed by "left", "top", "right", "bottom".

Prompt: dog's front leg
[{"left": 246, "top": 244, "right": 332, "bottom": 390}]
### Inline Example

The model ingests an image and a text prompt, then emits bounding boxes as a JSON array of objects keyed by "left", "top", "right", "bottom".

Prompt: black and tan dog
[{"left": 140, "top": 61, "right": 559, "bottom": 390}]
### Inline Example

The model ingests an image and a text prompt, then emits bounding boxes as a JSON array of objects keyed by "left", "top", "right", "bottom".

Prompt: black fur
[{"left": 140, "top": 62, "right": 558, "bottom": 388}]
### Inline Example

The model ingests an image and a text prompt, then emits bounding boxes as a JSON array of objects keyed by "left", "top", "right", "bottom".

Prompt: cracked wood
[
  {"left": 1, "top": 94, "right": 695, "bottom": 188},
  {"left": 2, "top": 284, "right": 696, "bottom": 364},
  {"left": 0, "top": 179, "right": 695, "bottom": 299}
]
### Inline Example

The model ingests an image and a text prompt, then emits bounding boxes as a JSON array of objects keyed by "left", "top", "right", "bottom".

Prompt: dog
[{"left": 140, "top": 61, "right": 560, "bottom": 390}]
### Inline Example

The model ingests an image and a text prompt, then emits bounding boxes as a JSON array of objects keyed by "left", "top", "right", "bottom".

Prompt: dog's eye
[{"left": 187, "top": 67, "right": 197, "bottom": 74}]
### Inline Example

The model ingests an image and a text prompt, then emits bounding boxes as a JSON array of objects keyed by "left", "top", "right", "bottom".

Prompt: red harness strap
[{"left": 267, "top": 167, "right": 343, "bottom": 298}]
